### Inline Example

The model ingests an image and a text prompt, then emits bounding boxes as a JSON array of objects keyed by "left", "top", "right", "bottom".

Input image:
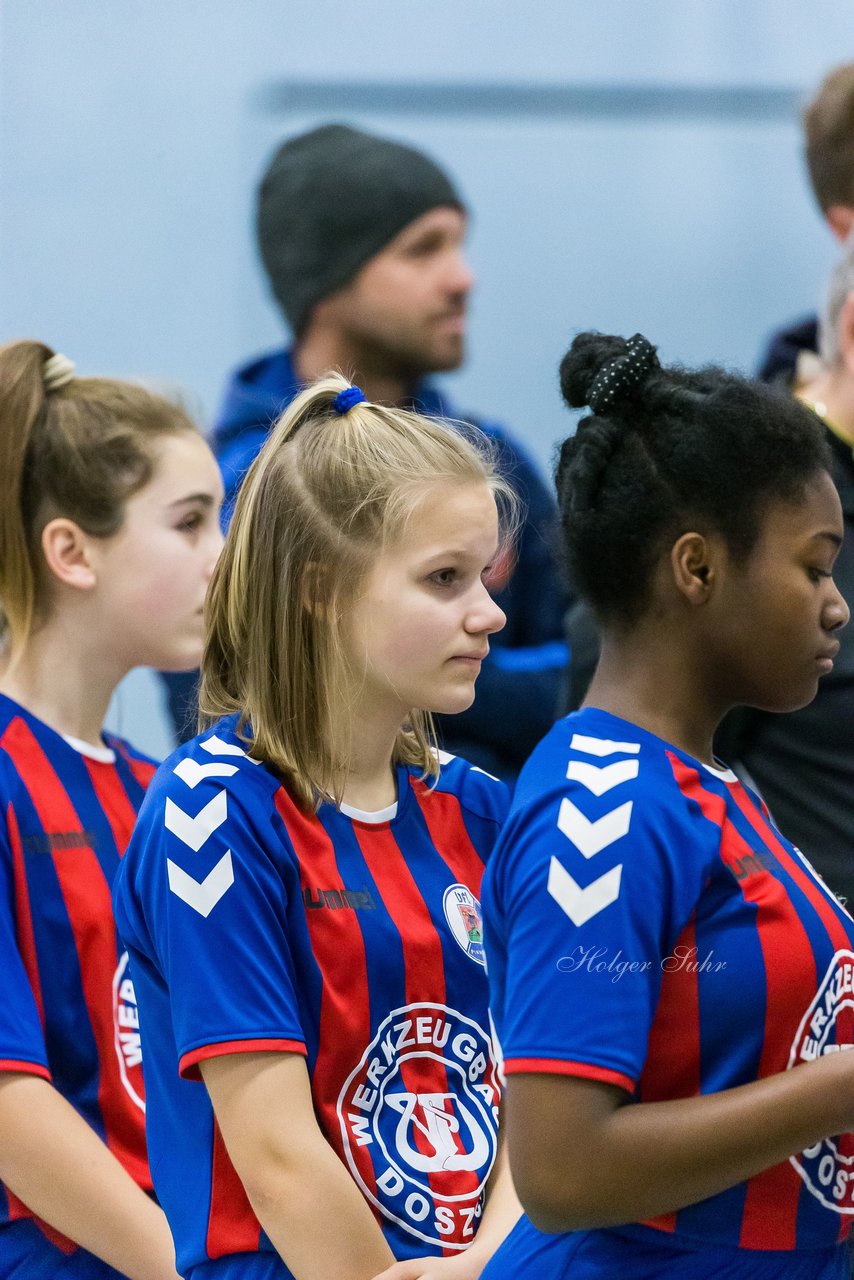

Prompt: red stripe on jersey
[
  {"left": 83, "top": 758, "right": 138, "bottom": 855},
  {"left": 5, "top": 800, "right": 61, "bottom": 1244},
  {"left": 503, "top": 1058, "right": 634, "bottom": 1092},
  {"left": 640, "top": 914, "right": 701, "bottom": 1236},
  {"left": 723, "top": 816, "right": 812, "bottom": 1248},
  {"left": 410, "top": 779, "right": 486, "bottom": 894},
  {"left": 0, "top": 718, "right": 150, "bottom": 1191},
  {"left": 181, "top": 1038, "right": 307, "bottom": 1081},
  {"left": 640, "top": 914, "right": 702, "bottom": 1102},
  {"left": 0, "top": 1060, "right": 51, "bottom": 1079},
  {"left": 206, "top": 1117, "right": 261, "bottom": 1258},
  {"left": 6, "top": 803, "right": 47, "bottom": 1033},
  {"left": 275, "top": 792, "right": 380, "bottom": 1219},
  {"left": 727, "top": 782, "right": 854, "bottom": 1247},
  {"left": 728, "top": 784, "right": 853, "bottom": 956},
  {"left": 670, "top": 757, "right": 816, "bottom": 1249},
  {"left": 411, "top": 779, "right": 504, "bottom": 1184},
  {"left": 354, "top": 822, "right": 482, "bottom": 1252}
]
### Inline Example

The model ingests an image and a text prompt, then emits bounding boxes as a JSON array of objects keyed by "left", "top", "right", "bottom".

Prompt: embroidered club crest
[{"left": 443, "top": 884, "right": 485, "bottom": 966}]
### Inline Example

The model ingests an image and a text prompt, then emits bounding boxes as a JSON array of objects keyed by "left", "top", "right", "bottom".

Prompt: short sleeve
[
  {"left": 483, "top": 758, "right": 714, "bottom": 1092},
  {"left": 0, "top": 807, "right": 51, "bottom": 1079},
  {"left": 115, "top": 757, "right": 307, "bottom": 1080}
]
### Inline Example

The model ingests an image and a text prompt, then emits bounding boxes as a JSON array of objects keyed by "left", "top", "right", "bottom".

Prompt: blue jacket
[
  {"left": 757, "top": 314, "right": 818, "bottom": 386},
  {"left": 210, "top": 349, "right": 570, "bottom": 778}
]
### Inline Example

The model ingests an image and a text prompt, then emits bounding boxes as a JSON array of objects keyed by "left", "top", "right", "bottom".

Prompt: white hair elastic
[{"left": 43, "top": 353, "right": 76, "bottom": 392}]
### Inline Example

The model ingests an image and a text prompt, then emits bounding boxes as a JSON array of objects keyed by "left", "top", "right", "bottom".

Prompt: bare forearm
[
  {"left": 0, "top": 1074, "right": 179, "bottom": 1280},
  {"left": 242, "top": 1135, "right": 395, "bottom": 1279},
  {"left": 202, "top": 1051, "right": 396, "bottom": 1279},
  {"left": 512, "top": 1052, "right": 854, "bottom": 1232}
]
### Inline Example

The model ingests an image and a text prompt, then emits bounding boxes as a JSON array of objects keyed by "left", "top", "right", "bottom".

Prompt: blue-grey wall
[{"left": 2, "top": 1, "right": 852, "bottom": 756}]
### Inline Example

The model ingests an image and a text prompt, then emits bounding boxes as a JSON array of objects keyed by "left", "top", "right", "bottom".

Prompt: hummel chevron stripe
[
  {"left": 557, "top": 796, "right": 632, "bottom": 859},
  {"left": 548, "top": 856, "right": 622, "bottom": 926},
  {"left": 569, "top": 734, "right": 640, "bottom": 758},
  {"left": 200, "top": 735, "right": 259, "bottom": 760},
  {"left": 165, "top": 792, "right": 227, "bottom": 852},
  {"left": 173, "top": 759, "right": 238, "bottom": 789},
  {"left": 566, "top": 759, "right": 639, "bottom": 796},
  {"left": 167, "top": 852, "right": 234, "bottom": 917}
]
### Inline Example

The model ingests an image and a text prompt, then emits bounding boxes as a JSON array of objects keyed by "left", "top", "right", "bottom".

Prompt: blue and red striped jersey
[
  {"left": 113, "top": 717, "right": 509, "bottom": 1278},
  {"left": 0, "top": 692, "right": 156, "bottom": 1249},
  {"left": 482, "top": 707, "right": 854, "bottom": 1264}
]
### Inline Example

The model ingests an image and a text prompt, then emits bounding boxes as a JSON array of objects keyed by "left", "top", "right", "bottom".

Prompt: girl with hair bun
[
  {"left": 0, "top": 341, "right": 224, "bottom": 1278},
  {"left": 480, "top": 332, "right": 854, "bottom": 1279},
  {"left": 113, "top": 375, "right": 522, "bottom": 1280}
]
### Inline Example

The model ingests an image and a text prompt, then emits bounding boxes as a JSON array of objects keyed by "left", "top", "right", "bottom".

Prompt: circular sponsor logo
[
  {"left": 443, "top": 884, "right": 485, "bottom": 967},
  {"left": 337, "top": 1002, "right": 500, "bottom": 1249},
  {"left": 789, "top": 950, "right": 854, "bottom": 1212},
  {"left": 112, "top": 951, "right": 145, "bottom": 1113}
]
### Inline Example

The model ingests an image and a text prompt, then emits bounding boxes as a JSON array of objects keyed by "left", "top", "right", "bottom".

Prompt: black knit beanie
[{"left": 256, "top": 123, "right": 464, "bottom": 336}]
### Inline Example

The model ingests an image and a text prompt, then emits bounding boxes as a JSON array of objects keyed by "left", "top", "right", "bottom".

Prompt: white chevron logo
[
  {"left": 167, "top": 852, "right": 234, "bottom": 917},
  {"left": 548, "top": 856, "right": 622, "bottom": 926},
  {"left": 200, "top": 734, "right": 258, "bottom": 760},
  {"left": 569, "top": 733, "right": 640, "bottom": 758},
  {"left": 165, "top": 792, "right": 227, "bottom": 852},
  {"left": 566, "top": 759, "right": 639, "bottom": 796},
  {"left": 173, "top": 758, "right": 238, "bottom": 789},
  {"left": 557, "top": 796, "right": 632, "bottom": 859}
]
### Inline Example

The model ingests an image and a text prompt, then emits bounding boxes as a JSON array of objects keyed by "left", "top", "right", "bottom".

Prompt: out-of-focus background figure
[
  {"left": 759, "top": 63, "right": 854, "bottom": 387},
  {"left": 166, "top": 122, "right": 570, "bottom": 780}
]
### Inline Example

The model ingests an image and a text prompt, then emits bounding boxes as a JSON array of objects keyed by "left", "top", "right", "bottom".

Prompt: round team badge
[
  {"left": 337, "top": 1002, "right": 500, "bottom": 1248},
  {"left": 789, "top": 949, "right": 854, "bottom": 1212},
  {"left": 112, "top": 951, "right": 145, "bottom": 1112},
  {"left": 443, "top": 884, "right": 485, "bottom": 966}
]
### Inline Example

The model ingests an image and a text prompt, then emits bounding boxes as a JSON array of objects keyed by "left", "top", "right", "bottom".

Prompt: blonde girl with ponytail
[{"left": 114, "top": 375, "right": 522, "bottom": 1280}]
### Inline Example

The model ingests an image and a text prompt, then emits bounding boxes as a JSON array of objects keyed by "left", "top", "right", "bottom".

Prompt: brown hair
[
  {"left": 0, "top": 339, "right": 197, "bottom": 660},
  {"left": 804, "top": 64, "right": 854, "bottom": 213},
  {"left": 200, "top": 372, "right": 516, "bottom": 809}
]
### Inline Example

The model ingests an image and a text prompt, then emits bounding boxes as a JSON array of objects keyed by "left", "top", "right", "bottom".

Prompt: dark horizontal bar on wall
[{"left": 253, "top": 81, "right": 800, "bottom": 123}]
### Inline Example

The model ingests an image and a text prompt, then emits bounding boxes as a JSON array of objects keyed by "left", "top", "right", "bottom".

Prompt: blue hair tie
[{"left": 332, "top": 385, "right": 367, "bottom": 415}]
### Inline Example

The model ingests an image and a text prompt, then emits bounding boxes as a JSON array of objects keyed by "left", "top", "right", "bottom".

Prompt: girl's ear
[
  {"left": 301, "top": 561, "right": 332, "bottom": 618},
  {"left": 41, "top": 518, "right": 97, "bottom": 591},
  {"left": 670, "top": 531, "right": 719, "bottom": 605}
]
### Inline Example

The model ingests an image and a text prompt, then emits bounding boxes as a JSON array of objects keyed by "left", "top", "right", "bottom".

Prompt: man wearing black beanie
[{"left": 170, "top": 123, "right": 569, "bottom": 779}]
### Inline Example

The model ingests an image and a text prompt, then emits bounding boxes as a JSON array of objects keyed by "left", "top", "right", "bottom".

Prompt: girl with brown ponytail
[{"left": 0, "top": 340, "right": 223, "bottom": 1279}]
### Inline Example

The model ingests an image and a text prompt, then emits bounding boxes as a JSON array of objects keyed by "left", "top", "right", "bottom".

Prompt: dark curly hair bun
[
  {"left": 560, "top": 331, "right": 659, "bottom": 415},
  {"left": 554, "top": 329, "right": 831, "bottom": 625}
]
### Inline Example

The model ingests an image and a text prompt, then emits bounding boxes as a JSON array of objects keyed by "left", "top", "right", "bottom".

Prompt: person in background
[
  {"left": 482, "top": 331, "right": 853, "bottom": 1280},
  {"left": 164, "top": 122, "right": 569, "bottom": 779},
  {"left": 115, "top": 375, "right": 521, "bottom": 1280},
  {"left": 718, "top": 239, "right": 854, "bottom": 908},
  {"left": 0, "top": 341, "right": 223, "bottom": 1278},
  {"left": 759, "top": 63, "right": 854, "bottom": 386}
]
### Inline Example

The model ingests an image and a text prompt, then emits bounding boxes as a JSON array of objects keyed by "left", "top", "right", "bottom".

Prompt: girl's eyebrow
[{"left": 166, "top": 492, "right": 217, "bottom": 509}]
